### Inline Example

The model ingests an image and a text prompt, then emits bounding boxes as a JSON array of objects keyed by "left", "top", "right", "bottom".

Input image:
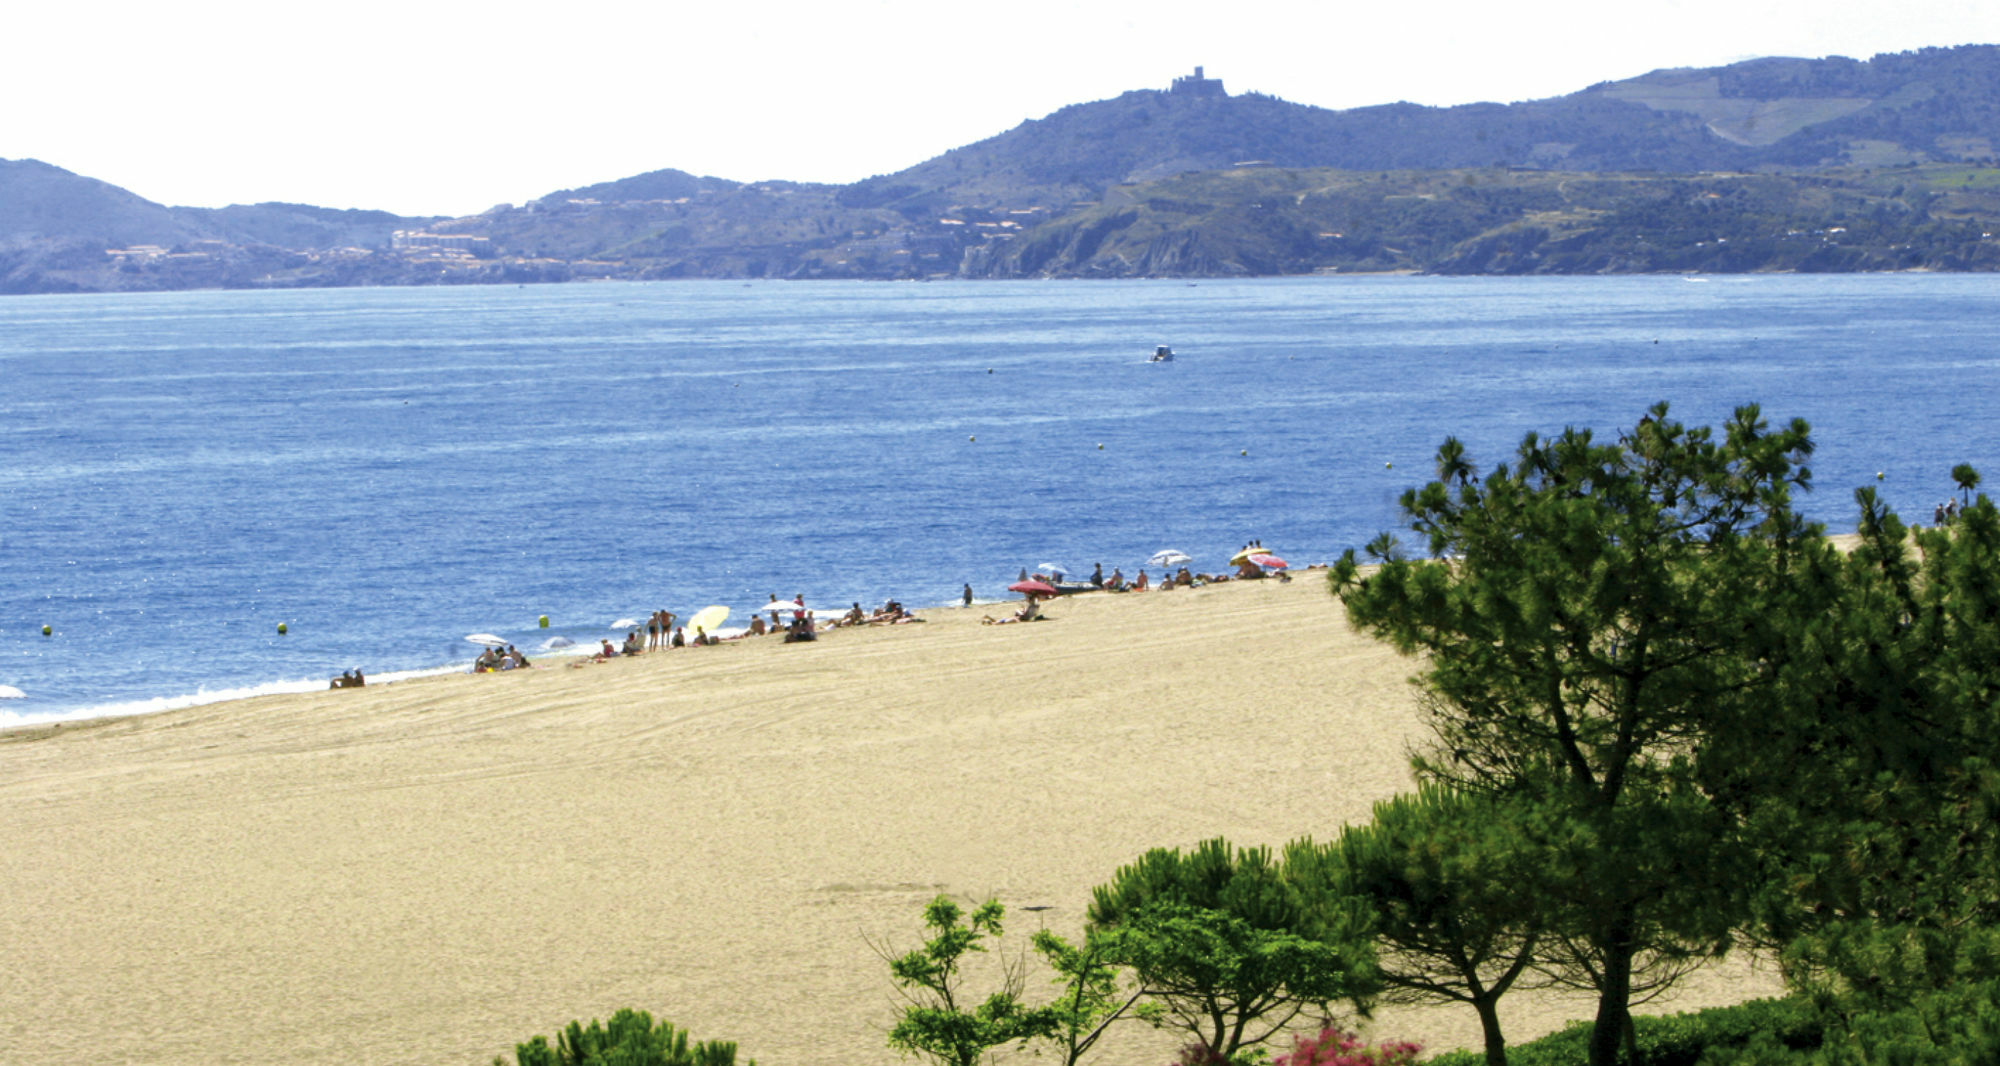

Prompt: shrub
[
  {"left": 510, "top": 1008, "right": 751, "bottom": 1066},
  {"left": 1419, "top": 998, "right": 1818, "bottom": 1066},
  {"left": 1171, "top": 1041, "right": 1232, "bottom": 1066},
  {"left": 1271, "top": 1027, "right": 1421, "bottom": 1066}
]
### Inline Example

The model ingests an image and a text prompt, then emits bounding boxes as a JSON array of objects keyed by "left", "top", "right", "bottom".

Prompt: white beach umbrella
[{"left": 1149, "top": 549, "right": 1192, "bottom": 568}]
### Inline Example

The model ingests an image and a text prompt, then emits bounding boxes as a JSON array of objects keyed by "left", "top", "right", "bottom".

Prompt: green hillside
[
  {"left": 973, "top": 165, "right": 2000, "bottom": 277},
  {"left": 12, "top": 45, "right": 2000, "bottom": 291}
]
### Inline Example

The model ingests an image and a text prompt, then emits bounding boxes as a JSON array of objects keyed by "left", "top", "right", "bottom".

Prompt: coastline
[{"left": 0, "top": 573, "right": 1780, "bottom": 1065}]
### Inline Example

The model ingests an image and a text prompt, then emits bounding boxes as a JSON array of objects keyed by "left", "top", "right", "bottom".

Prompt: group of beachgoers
[
  {"left": 360, "top": 546, "right": 1295, "bottom": 685},
  {"left": 474, "top": 645, "right": 533, "bottom": 672},
  {"left": 984, "top": 541, "right": 1290, "bottom": 625},
  {"left": 454, "top": 591, "right": 943, "bottom": 677},
  {"left": 580, "top": 592, "right": 908, "bottom": 664}
]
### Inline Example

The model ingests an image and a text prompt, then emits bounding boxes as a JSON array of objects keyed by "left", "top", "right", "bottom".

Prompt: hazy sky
[{"left": 6, "top": 0, "right": 1999, "bottom": 218}]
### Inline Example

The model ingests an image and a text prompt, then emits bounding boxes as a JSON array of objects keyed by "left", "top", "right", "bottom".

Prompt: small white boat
[{"left": 1151, "top": 345, "right": 1174, "bottom": 362}]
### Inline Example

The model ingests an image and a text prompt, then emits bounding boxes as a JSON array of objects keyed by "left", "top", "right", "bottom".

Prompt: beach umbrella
[
  {"left": 465, "top": 633, "right": 508, "bottom": 646},
  {"left": 0, "top": 685, "right": 24, "bottom": 699},
  {"left": 687, "top": 605, "right": 731, "bottom": 635},
  {"left": 1149, "top": 549, "right": 1192, "bottom": 568},
  {"left": 1248, "top": 553, "right": 1289, "bottom": 570},
  {"left": 1228, "top": 545, "right": 1269, "bottom": 565},
  {"left": 1035, "top": 562, "right": 1071, "bottom": 577},
  {"left": 1010, "top": 579, "right": 1058, "bottom": 596}
]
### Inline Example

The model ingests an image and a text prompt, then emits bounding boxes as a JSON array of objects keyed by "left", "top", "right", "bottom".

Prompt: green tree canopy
[
  {"left": 1952, "top": 461, "right": 1981, "bottom": 505},
  {"left": 1309, "top": 783, "right": 1556, "bottom": 1066},
  {"left": 1088, "top": 837, "right": 1375, "bottom": 1059},
  {"left": 885, "top": 896, "right": 1050, "bottom": 1066},
  {"left": 1331, "top": 403, "right": 1822, "bottom": 1066},
  {"left": 1710, "top": 482, "right": 2000, "bottom": 1063}
]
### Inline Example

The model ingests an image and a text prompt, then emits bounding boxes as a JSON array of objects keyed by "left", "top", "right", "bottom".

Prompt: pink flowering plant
[{"left": 1269, "top": 1027, "right": 1421, "bottom": 1066}]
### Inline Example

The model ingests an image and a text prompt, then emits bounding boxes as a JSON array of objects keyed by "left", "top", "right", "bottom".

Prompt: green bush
[
  {"left": 509, "top": 1008, "right": 751, "bottom": 1066},
  {"left": 1419, "top": 998, "right": 1819, "bottom": 1066}
]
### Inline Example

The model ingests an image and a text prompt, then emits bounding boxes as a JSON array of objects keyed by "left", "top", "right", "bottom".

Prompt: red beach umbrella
[
  {"left": 1247, "top": 553, "right": 1289, "bottom": 570},
  {"left": 1009, "top": 579, "right": 1058, "bottom": 596}
]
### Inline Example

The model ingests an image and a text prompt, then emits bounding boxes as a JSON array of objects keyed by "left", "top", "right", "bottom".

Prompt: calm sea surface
[{"left": 3, "top": 275, "right": 1997, "bottom": 722}]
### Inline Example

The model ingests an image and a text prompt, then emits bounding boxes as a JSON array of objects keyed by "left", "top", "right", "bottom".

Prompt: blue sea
[{"left": 3, "top": 275, "right": 1997, "bottom": 723}]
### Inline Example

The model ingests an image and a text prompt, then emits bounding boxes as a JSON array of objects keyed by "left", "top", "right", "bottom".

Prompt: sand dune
[{"left": 0, "top": 575, "right": 1777, "bottom": 1065}]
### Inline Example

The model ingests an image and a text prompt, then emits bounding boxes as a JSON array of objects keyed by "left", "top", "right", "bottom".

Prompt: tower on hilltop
[{"left": 1169, "top": 66, "right": 1227, "bottom": 98}]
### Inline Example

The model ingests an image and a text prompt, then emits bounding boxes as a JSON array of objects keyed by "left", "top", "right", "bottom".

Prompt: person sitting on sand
[
  {"left": 843, "top": 602, "right": 867, "bottom": 626},
  {"left": 1107, "top": 567, "right": 1125, "bottom": 591},
  {"left": 593, "top": 639, "right": 618, "bottom": 661},
  {"left": 982, "top": 596, "right": 1043, "bottom": 625},
  {"left": 621, "top": 630, "right": 644, "bottom": 655},
  {"left": 1177, "top": 567, "right": 1197, "bottom": 586},
  {"left": 1133, "top": 570, "right": 1149, "bottom": 591},
  {"left": 474, "top": 647, "right": 500, "bottom": 672},
  {"left": 1091, "top": 563, "right": 1104, "bottom": 588},
  {"left": 671, "top": 626, "right": 686, "bottom": 648},
  {"left": 750, "top": 615, "right": 767, "bottom": 636},
  {"left": 1159, "top": 572, "right": 1177, "bottom": 590},
  {"left": 506, "top": 646, "right": 529, "bottom": 669}
]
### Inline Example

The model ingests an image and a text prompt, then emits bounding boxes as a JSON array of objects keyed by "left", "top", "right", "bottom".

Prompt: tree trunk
[
  {"left": 1588, "top": 913, "right": 1637, "bottom": 1066},
  {"left": 1475, "top": 995, "right": 1509, "bottom": 1066}
]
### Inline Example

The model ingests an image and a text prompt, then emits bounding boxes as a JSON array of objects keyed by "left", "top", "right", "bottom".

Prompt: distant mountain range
[{"left": 9, "top": 45, "right": 2000, "bottom": 292}]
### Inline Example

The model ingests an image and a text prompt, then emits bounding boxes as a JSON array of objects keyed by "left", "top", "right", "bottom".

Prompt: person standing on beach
[
  {"left": 646, "top": 613, "right": 661, "bottom": 651},
  {"left": 963, "top": 583, "right": 973, "bottom": 607}
]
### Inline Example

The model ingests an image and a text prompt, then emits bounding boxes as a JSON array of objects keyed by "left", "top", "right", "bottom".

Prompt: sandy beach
[{"left": 0, "top": 575, "right": 1778, "bottom": 1065}]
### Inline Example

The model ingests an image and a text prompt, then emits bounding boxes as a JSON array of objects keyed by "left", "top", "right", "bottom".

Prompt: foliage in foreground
[
  {"left": 1270, "top": 1027, "right": 1422, "bottom": 1066},
  {"left": 1333, "top": 403, "right": 1815, "bottom": 1066},
  {"left": 1420, "top": 998, "right": 1820, "bottom": 1066},
  {"left": 1332, "top": 404, "right": 2000, "bottom": 1064},
  {"left": 882, "top": 894, "right": 1144, "bottom": 1066},
  {"left": 1715, "top": 486, "right": 2000, "bottom": 1065},
  {"left": 1310, "top": 784, "right": 1553, "bottom": 1066},
  {"left": 884, "top": 896, "right": 1045, "bottom": 1066},
  {"left": 1089, "top": 838, "right": 1377, "bottom": 1059},
  {"left": 509, "top": 1008, "right": 750, "bottom": 1066}
]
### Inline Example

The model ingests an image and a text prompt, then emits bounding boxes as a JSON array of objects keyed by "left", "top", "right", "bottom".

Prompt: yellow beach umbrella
[{"left": 686, "top": 605, "right": 730, "bottom": 636}]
